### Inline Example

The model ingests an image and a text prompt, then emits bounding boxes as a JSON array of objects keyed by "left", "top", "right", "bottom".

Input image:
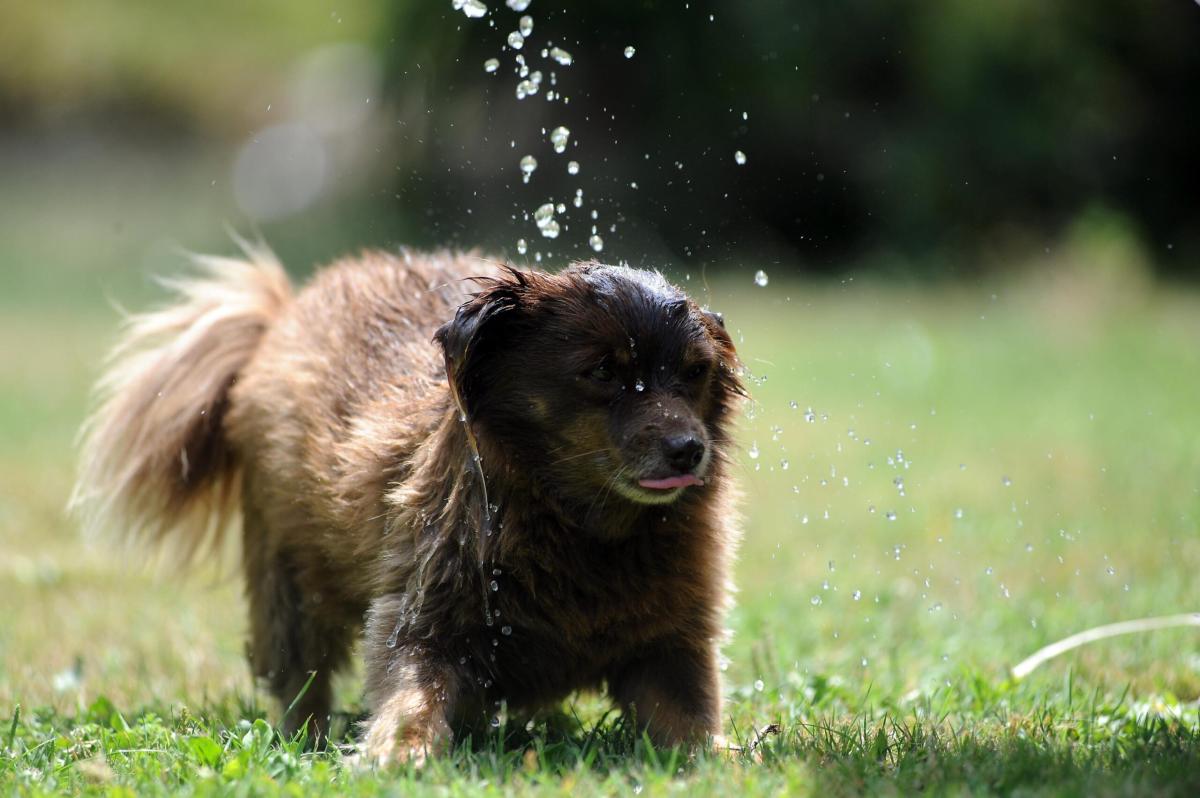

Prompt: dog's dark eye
[
  {"left": 684, "top": 362, "right": 708, "bottom": 381},
  {"left": 589, "top": 363, "right": 615, "bottom": 383}
]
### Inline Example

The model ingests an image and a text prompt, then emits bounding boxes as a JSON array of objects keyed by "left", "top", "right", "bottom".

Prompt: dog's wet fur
[{"left": 73, "top": 247, "right": 743, "bottom": 764}]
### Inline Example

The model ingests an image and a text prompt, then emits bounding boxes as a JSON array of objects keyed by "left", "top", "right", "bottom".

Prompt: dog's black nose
[{"left": 663, "top": 435, "right": 705, "bottom": 472}]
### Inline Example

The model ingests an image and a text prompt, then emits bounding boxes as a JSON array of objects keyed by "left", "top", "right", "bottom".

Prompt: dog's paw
[
  {"left": 352, "top": 721, "right": 445, "bottom": 770},
  {"left": 710, "top": 725, "right": 780, "bottom": 763}
]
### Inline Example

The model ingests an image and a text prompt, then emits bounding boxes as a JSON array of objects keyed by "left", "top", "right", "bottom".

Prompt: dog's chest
[{"left": 499, "top": 527, "right": 708, "bottom": 650}]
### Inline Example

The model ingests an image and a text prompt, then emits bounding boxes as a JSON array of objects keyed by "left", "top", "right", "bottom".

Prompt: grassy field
[{"left": 2, "top": 155, "right": 1200, "bottom": 795}]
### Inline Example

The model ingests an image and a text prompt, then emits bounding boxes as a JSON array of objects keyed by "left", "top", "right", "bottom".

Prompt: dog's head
[{"left": 435, "top": 262, "right": 742, "bottom": 513}]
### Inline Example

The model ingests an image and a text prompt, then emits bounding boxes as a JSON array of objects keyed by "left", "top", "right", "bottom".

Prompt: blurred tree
[
  {"left": 1, "top": 0, "right": 1196, "bottom": 277},
  {"left": 380, "top": 0, "right": 1200, "bottom": 276}
]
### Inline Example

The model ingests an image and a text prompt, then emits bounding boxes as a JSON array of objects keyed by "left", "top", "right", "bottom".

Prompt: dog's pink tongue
[{"left": 638, "top": 474, "right": 704, "bottom": 490}]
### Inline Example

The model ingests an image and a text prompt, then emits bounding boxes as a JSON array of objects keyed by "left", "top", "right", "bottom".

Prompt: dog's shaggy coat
[{"left": 73, "top": 247, "right": 743, "bottom": 763}]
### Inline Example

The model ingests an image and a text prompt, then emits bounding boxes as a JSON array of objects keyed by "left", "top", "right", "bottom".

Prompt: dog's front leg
[
  {"left": 359, "top": 642, "right": 459, "bottom": 768},
  {"left": 609, "top": 640, "right": 724, "bottom": 749}
]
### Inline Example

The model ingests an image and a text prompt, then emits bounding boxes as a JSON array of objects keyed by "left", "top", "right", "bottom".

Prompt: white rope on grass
[{"left": 1011, "top": 613, "right": 1200, "bottom": 679}]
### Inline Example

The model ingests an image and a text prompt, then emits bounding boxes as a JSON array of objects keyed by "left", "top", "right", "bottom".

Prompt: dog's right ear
[{"left": 434, "top": 271, "right": 527, "bottom": 418}]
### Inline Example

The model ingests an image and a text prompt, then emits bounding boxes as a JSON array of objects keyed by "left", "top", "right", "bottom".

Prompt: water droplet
[
  {"left": 519, "top": 15, "right": 533, "bottom": 36},
  {"left": 516, "top": 238, "right": 527, "bottom": 255},
  {"left": 501, "top": 625, "right": 512, "bottom": 636},
  {"left": 954, "top": 508, "right": 964, "bottom": 519},
  {"left": 803, "top": 407, "right": 816, "bottom": 423},
  {"left": 734, "top": 150, "right": 747, "bottom": 166},
  {"left": 588, "top": 234, "right": 604, "bottom": 252},
  {"left": 810, "top": 595, "right": 822, "bottom": 606},
  {"left": 852, "top": 590, "right": 862, "bottom": 601},
  {"left": 567, "top": 160, "right": 580, "bottom": 175},
  {"left": 505, "top": 0, "right": 530, "bottom": 10},
  {"left": 885, "top": 510, "right": 897, "bottom": 521},
  {"left": 624, "top": 45, "right": 636, "bottom": 59},
  {"left": 516, "top": 78, "right": 539, "bottom": 99},
  {"left": 753, "top": 269, "right": 769, "bottom": 287},
  {"left": 386, "top": 622, "right": 401, "bottom": 648},
  {"left": 634, "top": 379, "right": 645, "bottom": 392},
  {"left": 484, "top": 57, "right": 500, "bottom": 73},
  {"left": 489, "top": 580, "right": 499, "bottom": 592},
  {"left": 534, "top": 202, "right": 557, "bottom": 236},
  {"left": 1106, "top": 566, "right": 1116, "bottom": 576},
  {"left": 549, "top": 46, "right": 573, "bottom": 66},
  {"left": 985, "top": 566, "right": 993, "bottom": 575},
  {"left": 519, "top": 154, "right": 537, "bottom": 182},
  {"left": 1025, "top": 543, "right": 1034, "bottom": 553},
  {"left": 928, "top": 602, "right": 943, "bottom": 612},
  {"left": 753, "top": 679, "right": 765, "bottom": 692},
  {"left": 1002, "top": 475, "right": 1012, "bottom": 487},
  {"left": 547, "top": 125, "right": 570, "bottom": 153},
  {"left": 748, "top": 442, "right": 759, "bottom": 459},
  {"left": 456, "top": 0, "right": 489, "bottom": 19},
  {"left": 861, "top": 657, "right": 868, "bottom": 667},
  {"left": 780, "top": 459, "right": 790, "bottom": 470},
  {"left": 508, "top": 31, "right": 525, "bottom": 50}
]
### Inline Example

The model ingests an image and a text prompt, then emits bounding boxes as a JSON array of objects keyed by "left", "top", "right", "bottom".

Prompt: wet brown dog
[{"left": 73, "top": 246, "right": 743, "bottom": 764}]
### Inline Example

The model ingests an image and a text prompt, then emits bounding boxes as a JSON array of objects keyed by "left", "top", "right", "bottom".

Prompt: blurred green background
[{"left": 2, "top": 0, "right": 1200, "bottom": 752}]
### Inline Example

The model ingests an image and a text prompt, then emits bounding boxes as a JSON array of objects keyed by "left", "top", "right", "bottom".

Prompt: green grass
[{"left": 2, "top": 152, "right": 1200, "bottom": 795}]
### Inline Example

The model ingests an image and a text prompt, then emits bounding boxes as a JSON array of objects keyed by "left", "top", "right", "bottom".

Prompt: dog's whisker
[{"left": 548, "top": 448, "right": 609, "bottom": 466}]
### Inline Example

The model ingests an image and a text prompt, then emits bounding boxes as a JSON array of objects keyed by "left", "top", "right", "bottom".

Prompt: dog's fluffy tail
[{"left": 71, "top": 241, "right": 292, "bottom": 564}]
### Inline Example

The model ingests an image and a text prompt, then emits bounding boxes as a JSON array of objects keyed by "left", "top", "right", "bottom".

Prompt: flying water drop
[
  {"left": 519, "top": 154, "right": 537, "bottom": 183},
  {"left": 455, "top": 0, "right": 489, "bottom": 19},
  {"left": 549, "top": 125, "right": 571, "bottom": 153}
]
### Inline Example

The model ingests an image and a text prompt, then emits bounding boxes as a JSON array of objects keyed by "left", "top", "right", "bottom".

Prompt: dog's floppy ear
[{"left": 434, "top": 271, "right": 526, "bottom": 419}]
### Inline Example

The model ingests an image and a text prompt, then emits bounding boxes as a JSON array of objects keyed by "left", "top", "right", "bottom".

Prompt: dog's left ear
[{"left": 434, "top": 272, "right": 526, "bottom": 418}]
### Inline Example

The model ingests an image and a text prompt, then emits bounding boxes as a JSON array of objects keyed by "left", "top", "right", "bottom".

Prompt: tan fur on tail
[{"left": 71, "top": 241, "right": 292, "bottom": 564}]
